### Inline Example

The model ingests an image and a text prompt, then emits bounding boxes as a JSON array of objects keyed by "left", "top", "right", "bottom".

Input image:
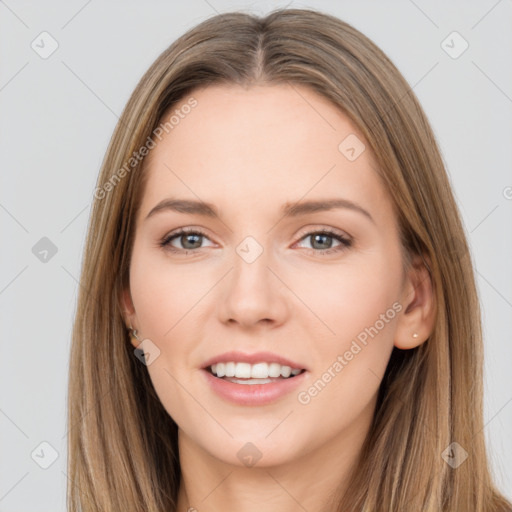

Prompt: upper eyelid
[{"left": 296, "top": 225, "right": 350, "bottom": 239}]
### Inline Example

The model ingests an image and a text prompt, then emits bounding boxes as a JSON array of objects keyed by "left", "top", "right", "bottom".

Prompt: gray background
[{"left": 1, "top": 0, "right": 511, "bottom": 510}]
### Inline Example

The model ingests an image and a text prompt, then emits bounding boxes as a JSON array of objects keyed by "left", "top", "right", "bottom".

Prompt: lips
[
  {"left": 202, "top": 365, "right": 308, "bottom": 406},
  {"left": 201, "top": 350, "right": 307, "bottom": 371}
]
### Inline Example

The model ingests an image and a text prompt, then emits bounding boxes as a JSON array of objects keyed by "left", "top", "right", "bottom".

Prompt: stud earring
[{"left": 412, "top": 332, "right": 419, "bottom": 339}]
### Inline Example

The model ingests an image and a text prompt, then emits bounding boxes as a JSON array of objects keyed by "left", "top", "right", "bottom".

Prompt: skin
[{"left": 122, "top": 83, "right": 435, "bottom": 512}]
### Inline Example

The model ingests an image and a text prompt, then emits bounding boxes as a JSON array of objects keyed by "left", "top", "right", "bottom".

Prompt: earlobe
[
  {"left": 394, "top": 253, "right": 436, "bottom": 350},
  {"left": 395, "top": 330, "right": 423, "bottom": 350}
]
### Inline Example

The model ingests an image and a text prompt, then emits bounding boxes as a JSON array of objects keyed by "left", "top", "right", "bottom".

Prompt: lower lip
[{"left": 201, "top": 368, "right": 308, "bottom": 406}]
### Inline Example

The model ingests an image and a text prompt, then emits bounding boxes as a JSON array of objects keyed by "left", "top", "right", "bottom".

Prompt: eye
[
  {"left": 160, "top": 227, "right": 214, "bottom": 253},
  {"left": 294, "top": 228, "right": 352, "bottom": 255},
  {"left": 159, "top": 226, "right": 352, "bottom": 256}
]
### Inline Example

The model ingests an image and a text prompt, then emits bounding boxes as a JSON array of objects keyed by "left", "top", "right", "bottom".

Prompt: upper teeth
[{"left": 211, "top": 362, "right": 302, "bottom": 379}]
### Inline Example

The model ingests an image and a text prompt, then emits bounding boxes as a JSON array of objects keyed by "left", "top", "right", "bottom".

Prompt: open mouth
[{"left": 205, "top": 363, "right": 306, "bottom": 385}]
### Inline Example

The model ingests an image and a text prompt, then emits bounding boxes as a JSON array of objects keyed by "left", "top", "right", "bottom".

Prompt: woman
[{"left": 67, "top": 8, "right": 511, "bottom": 511}]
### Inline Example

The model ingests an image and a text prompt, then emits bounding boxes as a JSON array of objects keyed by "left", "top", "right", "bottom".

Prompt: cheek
[
  {"left": 128, "top": 249, "right": 198, "bottom": 423},
  {"left": 290, "top": 289, "right": 397, "bottom": 450},
  {"left": 285, "top": 250, "right": 401, "bottom": 344},
  {"left": 288, "top": 254, "right": 400, "bottom": 415},
  {"left": 128, "top": 248, "right": 204, "bottom": 339}
]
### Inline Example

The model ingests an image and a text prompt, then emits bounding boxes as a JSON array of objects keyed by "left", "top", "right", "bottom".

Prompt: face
[{"left": 123, "top": 83, "right": 414, "bottom": 468}]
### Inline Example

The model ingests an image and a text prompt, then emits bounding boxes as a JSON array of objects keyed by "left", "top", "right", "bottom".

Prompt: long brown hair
[{"left": 66, "top": 8, "right": 511, "bottom": 511}]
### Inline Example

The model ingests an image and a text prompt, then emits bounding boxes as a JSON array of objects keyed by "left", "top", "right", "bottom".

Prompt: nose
[{"left": 218, "top": 245, "right": 290, "bottom": 329}]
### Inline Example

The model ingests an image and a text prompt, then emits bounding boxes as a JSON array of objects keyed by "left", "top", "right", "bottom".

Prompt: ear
[
  {"left": 120, "top": 286, "right": 139, "bottom": 348},
  {"left": 394, "top": 252, "right": 436, "bottom": 349}
]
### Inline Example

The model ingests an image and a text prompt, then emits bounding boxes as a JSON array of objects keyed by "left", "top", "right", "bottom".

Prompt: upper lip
[{"left": 201, "top": 351, "right": 308, "bottom": 371}]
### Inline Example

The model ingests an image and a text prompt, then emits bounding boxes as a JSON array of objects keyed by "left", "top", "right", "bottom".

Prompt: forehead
[{"left": 138, "top": 83, "right": 390, "bottom": 223}]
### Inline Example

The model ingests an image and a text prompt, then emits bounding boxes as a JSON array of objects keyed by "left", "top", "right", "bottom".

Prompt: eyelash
[{"left": 159, "top": 226, "right": 353, "bottom": 256}]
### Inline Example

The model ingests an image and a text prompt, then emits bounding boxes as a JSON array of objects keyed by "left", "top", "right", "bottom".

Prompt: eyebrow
[{"left": 145, "top": 198, "right": 374, "bottom": 224}]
